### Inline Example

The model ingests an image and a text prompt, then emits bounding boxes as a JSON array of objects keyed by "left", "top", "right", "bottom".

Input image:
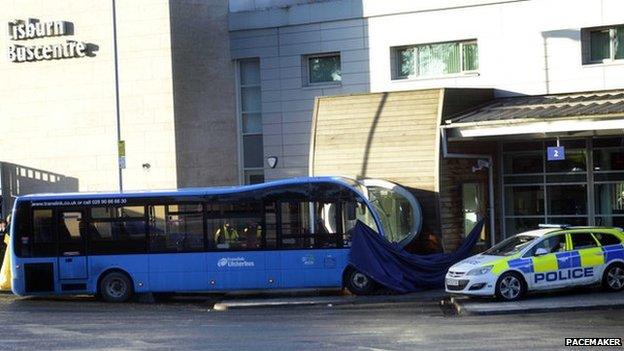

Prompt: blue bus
[{"left": 8, "top": 176, "right": 421, "bottom": 302}]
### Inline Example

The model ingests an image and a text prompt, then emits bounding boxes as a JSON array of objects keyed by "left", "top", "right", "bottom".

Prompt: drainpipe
[{"left": 440, "top": 128, "right": 496, "bottom": 247}]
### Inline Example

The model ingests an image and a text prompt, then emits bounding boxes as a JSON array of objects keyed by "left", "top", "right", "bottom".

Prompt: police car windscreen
[{"left": 483, "top": 235, "right": 536, "bottom": 256}]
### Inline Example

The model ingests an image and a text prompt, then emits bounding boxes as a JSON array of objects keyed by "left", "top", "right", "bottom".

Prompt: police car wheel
[
  {"left": 495, "top": 272, "right": 525, "bottom": 301},
  {"left": 603, "top": 264, "right": 624, "bottom": 292},
  {"left": 346, "top": 269, "right": 376, "bottom": 295},
  {"left": 99, "top": 272, "right": 133, "bottom": 303}
]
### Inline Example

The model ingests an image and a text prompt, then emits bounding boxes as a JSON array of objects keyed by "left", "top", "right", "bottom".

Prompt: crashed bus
[{"left": 7, "top": 176, "right": 422, "bottom": 302}]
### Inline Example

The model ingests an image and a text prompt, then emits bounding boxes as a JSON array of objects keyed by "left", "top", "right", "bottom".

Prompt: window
[
  {"left": 280, "top": 201, "right": 342, "bottom": 249},
  {"left": 149, "top": 204, "right": 204, "bottom": 253},
  {"left": 304, "top": 53, "right": 341, "bottom": 85},
  {"left": 238, "top": 58, "right": 264, "bottom": 184},
  {"left": 394, "top": 40, "right": 478, "bottom": 79},
  {"left": 207, "top": 203, "right": 264, "bottom": 250},
  {"left": 88, "top": 206, "right": 147, "bottom": 254},
  {"left": 31, "top": 209, "right": 55, "bottom": 257},
  {"left": 502, "top": 139, "right": 589, "bottom": 237},
  {"left": 527, "top": 234, "right": 567, "bottom": 256},
  {"left": 571, "top": 233, "right": 598, "bottom": 250},
  {"left": 593, "top": 232, "right": 622, "bottom": 246},
  {"left": 584, "top": 25, "right": 624, "bottom": 63}
]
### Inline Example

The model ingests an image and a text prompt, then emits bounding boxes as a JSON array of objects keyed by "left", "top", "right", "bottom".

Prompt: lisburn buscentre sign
[{"left": 7, "top": 18, "right": 94, "bottom": 63}]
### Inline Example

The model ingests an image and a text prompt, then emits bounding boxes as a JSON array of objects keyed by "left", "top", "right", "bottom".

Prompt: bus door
[
  {"left": 278, "top": 201, "right": 344, "bottom": 288},
  {"left": 56, "top": 210, "right": 88, "bottom": 280}
]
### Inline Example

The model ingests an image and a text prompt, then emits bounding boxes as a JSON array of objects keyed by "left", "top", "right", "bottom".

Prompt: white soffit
[{"left": 456, "top": 119, "right": 624, "bottom": 138}]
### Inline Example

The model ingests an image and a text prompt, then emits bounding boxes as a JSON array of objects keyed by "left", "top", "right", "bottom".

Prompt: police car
[{"left": 445, "top": 225, "right": 624, "bottom": 301}]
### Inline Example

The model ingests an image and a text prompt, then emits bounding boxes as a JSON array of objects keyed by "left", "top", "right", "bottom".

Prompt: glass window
[
  {"left": 279, "top": 201, "right": 342, "bottom": 249},
  {"left": 571, "top": 232, "right": 598, "bottom": 250},
  {"left": 527, "top": 234, "right": 567, "bottom": 256},
  {"left": 92, "top": 206, "right": 144, "bottom": 219},
  {"left": 503, "top": 152, "right": 543, "bottom": 174},
  {"left": 590, "top": 29, "right": 611, "bottom": 61},
  {"left": 397, "top": 47, "right": 415, "bottom": 77},
  {"left": 586, "top": 26, "right": 624, "bottom": 63},
  {"left": 593, "top": 232, "right": 622, "bottom": 246},
  {"left": 243, "top": 113, "right": 262, "bottom": 134},
  {"left": 59, "top": 212, "right": 82, "bottom": 240},
  {"left": 462, "top": 42, "right": 479, "bottom": 71},
  {"left": 240, "top": 59, "right": 260, "bottom": 86},
  {"left": 545, "top": 149, "right": 586, "bottom": 173},
  {"left": 595, "top": 183, "right": 624, "bottom": 215},
  {"left": 238, "top": 58, "right": 265, "bottom": 181},
  {"left": 483, "top": 235, "right": 536, "bottom": 256},
  {"left": 207, "top": 203, "right": 263, "bottom": 250},
  {"left": 243, "top": 135, "right": 263, "bottom": 168},
  {"left": 593, "top": 138, "right": 624, "bottom": 171},
  {"left": 308, "top": 54, "right": 341, "bottom": 84},
  {"left": 31, "top": 209, "right": 55, "bottom": 257},
  {"left": 505, "top": 186, "right": 544, "bottom": 216},
  {"left": 616, "top": 26, "right": 624, "bottom": 59},
  {"left": 547, "top": 185, "right": 587, "bottom": 215},
  {"left": 505, "top": 218, "right": 543, "bottom": 237},
  {"left": 149, "top": 205, "right": 204, "bottom": 253},
  {"left": 417, "top": 42, "right": 460, "bottom": 76},
  {"left": 244, "top": 170, "right": 264, "bottom": 185},
  {"left": 395, "top": 40, "right": 477, "bottom": 79},
  {"left": 596, "top": 216, "right": 624, "bottom": 228},
  {"left": 88, "top": 220, "right": 146, "bottom": 254},
  {"left": 366, "top": 186, "right": 414, "bottom": 243}
]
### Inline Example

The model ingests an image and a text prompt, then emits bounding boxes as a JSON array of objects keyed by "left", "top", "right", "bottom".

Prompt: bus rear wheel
[
  {"left": 99, "top": 272, "right": 133, "bottom": 303},
  {"left": 346, "top": 269, "right": 377, "bottom": 295}
]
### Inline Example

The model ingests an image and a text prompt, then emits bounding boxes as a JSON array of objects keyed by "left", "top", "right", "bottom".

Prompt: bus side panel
[
  {"left": 88, "top": 254, "right": 149, "bottom": 294},
  {"left": 148, "top": 253, "right": 207, "bottom": 292},
  {"left": 207, "top": 251, "right": 268, "bottom": 290},
  {"left": 11, "top": 257, "right": 57, "bottom": 296},
  {"left": 280, "top": 249, "right": 348, "bottom": 288}
]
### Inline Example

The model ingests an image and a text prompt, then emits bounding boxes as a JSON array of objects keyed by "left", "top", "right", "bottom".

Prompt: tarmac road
[{"left": 0, "top": 293, "right": 622, "bottom": 351}]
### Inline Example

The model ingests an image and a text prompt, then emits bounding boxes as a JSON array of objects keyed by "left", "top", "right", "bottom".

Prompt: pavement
[
  {"left": 212, "top": 288, "right": 447, "bottom": 310},
  {"left": 450, "top": 287, "right": 624, "bottom": 315},
  {"left": 0, "top": 292, "right": 623, "bottom": 350}
]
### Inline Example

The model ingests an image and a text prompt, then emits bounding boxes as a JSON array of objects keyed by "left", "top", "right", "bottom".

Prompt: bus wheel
[
  {"left": 99, "top": 272, "right": 133, "bottom": 303},
  {"left": 346, "top": 269, "right": 376, "bottom": 295},
  {"left": 602, "top": 263, "right": 624, "bottom": 292}
]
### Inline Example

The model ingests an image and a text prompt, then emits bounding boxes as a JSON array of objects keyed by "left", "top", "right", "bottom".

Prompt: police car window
[
  {"left": 571, "top": 233, "right": 598, "bottom": 250},
  {"left": 484, "top": 235, "right": 536, "bottom": 256},
  {"left": 526, "top": 234, "right": 566, "bottom": 257},
  {"left": 593, "top": 233, "right": 621, "bottom": 246}
]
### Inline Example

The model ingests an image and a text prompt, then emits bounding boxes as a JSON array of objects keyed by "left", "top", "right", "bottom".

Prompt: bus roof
[{"left": 16, "top": 176, "right": 361, "bottom": 202}]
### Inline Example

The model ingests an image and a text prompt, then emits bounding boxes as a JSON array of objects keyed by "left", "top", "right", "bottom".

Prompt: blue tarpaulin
[{"left": 348, "top": 219, "right": 485, "bottom": 293}]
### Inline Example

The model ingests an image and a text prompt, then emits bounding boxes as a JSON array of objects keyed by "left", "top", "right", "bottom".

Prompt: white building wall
[{"left": 230, "top": 0, "right": 624, "bottom": 178}]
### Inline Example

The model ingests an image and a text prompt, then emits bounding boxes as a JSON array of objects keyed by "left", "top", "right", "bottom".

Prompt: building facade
[
  {"left": 229, "top": 0, "right": 624, "bottom": 248},
  {"left": 2, "top": 0, "right": 624, "bottom": 249},
  {"left": 1, "top": 0, "right": 239, "bottom": 198}
]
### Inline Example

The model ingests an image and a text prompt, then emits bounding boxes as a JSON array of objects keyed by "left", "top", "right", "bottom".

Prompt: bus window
[
  {"left": 32, "top": 209, "right": 55, "bottom": 257},
  {"left": 342, "top": 201, "right": 377, "bottom": 247},
  {"left": 88, "top": 206, "right": 146, "bottom": 255},
  {"left": 280, "top": 202, "right": 342, "bottom": 249},
  {"left": 148, "top": 204, "right": 204, "bottom": 253},
  {"left": 207, "top": 203, "right": 263, "bottom": 250}
]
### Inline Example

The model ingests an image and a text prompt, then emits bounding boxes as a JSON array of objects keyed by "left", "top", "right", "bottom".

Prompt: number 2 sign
[{"left": 547, "top": 146, "right": 565, "bottom": 161}]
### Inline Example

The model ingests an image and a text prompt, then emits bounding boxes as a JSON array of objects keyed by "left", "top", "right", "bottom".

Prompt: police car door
[
  {"left": 569, "top": 232, "right": 603, "bottom": 285},
  {"left": 527, "top": 234, "right": 568, "bottom": 290}
]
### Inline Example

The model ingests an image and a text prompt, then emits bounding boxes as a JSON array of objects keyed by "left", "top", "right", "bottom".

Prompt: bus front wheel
[
  {"left": 346, "top": 269, "right": 377, "bottom": 295},
  {"left": 99, "top": 271, "right": 133, "bottom": 303}
]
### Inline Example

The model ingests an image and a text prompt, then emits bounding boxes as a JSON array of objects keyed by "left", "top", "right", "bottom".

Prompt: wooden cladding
[{"left": 310, "top": 89, "right": 441, "bottom": 192}]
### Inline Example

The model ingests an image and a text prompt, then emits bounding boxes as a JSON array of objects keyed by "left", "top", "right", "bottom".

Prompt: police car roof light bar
[{"left": 538, "top": 224, "right": 571, "bottom": 229}]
